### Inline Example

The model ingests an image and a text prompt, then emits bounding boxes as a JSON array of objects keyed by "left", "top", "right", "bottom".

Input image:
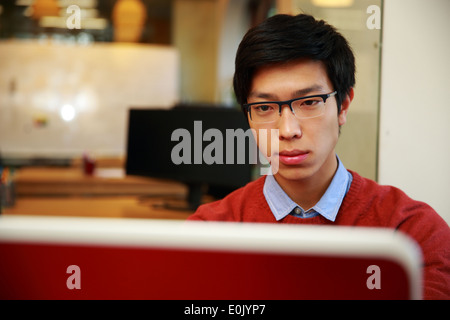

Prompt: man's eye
[
  {"left": 254, "top": 105, "right": 274, "bottom": 112},
  {"left": 302, "top": 98, "right": 322, "bottom": 106}
]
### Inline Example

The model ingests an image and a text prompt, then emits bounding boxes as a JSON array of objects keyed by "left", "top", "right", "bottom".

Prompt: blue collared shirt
[{"left": 263, "top": 156, "right": 352, "bottom": 222}]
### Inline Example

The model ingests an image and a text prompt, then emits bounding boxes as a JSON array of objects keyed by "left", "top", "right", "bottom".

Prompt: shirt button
[{"left": 294, "top": 207, "right": 302, "bottom": 215}]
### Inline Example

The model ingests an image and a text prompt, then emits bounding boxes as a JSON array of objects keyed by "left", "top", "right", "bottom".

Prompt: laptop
[{"left": 0, "top": 215, "right": 422, "bottom": 299}]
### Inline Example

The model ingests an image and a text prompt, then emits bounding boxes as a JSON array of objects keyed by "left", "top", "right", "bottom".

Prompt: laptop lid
[{"left": 0, "top": 215, "right": 422, "bottom": 299}]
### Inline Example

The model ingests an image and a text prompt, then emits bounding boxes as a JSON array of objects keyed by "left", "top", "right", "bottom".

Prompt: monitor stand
[{"left": 149, "top": 182, "right": 205, "bottom": 212}]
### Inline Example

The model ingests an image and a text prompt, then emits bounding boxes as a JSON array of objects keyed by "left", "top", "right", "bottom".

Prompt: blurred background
[{"left": 0, "top": 0, "right": 449, "bottom": 223}]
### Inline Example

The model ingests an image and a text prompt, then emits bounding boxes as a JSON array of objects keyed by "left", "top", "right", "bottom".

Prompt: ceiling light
[
  {"left": 31, "top": 0, "right": 60, "bottom": 19},
  {"left": 312, "top": 0, "right": 354, "bottom": 8},
  {"left": 60, "top": 104, "right": 76, "bottom": 122}
]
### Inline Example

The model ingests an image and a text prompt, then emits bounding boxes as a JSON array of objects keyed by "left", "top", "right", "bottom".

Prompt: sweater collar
[{"left": 263, "top": 155, "right": 352, "bottom": 222}]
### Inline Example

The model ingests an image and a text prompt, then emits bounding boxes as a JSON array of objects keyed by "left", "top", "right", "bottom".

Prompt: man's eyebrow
[
  {"left": 247, "top": 92, "right": 276, "bottom": 100},
  {"left": 248, "top": 85, "right": 326, "bottom": 101},
  {"left": 293, "top": 85, "right": 326, "bottom": 97}
]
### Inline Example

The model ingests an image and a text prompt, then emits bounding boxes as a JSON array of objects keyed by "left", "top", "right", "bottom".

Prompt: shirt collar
[{"left": 263, "top": 156, "right": 352, "bottom": 222}]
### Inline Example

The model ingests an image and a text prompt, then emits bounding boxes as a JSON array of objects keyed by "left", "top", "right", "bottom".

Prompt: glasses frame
[{"left": 244, "top": 91, "right": 337, "bottom": 123}]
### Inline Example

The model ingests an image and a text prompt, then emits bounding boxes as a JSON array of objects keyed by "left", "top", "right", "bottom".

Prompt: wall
[
  {"left": 0, "top": 41, "right": 179, "bottom": 158},
  {"left": 217, "top": 0, "right": 251, "bottom": 106},
  {"left": 379, "top": 0, "right": 450, "bottom": 223},
  {"left": 173, "top": 0, "right": 228, "bottom": 104}
]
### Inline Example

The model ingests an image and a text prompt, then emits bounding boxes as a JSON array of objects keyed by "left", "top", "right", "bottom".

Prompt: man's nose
[{"left": 278, "top": 105, "right": 302, "bottom": 140}]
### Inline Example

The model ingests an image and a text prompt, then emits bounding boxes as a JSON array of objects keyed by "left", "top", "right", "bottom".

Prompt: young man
[{"left": 187, "top": 14, "right": 450, "bottom": 299}]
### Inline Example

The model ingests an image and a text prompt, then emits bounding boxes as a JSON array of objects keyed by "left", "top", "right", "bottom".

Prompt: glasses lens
[
  {"left": 291, "top": 97, "right": 326, "bottom": 119},
  {"left": 250, "top": 103, "right": 279, "bottom": 123}
]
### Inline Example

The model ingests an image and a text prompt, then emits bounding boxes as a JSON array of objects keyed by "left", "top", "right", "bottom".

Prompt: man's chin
[{"left": 273, "top": 165, "right": 314, "bottom": 182}]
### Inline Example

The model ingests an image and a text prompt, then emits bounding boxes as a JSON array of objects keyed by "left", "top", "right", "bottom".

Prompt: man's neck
[{"left": 273, "top": 155, "right": 338, "bottom": 210}]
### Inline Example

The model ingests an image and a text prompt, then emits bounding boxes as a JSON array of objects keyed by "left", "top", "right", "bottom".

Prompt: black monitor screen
[{"left": 125, "top": 106, "right": 254, "bottom": 209}]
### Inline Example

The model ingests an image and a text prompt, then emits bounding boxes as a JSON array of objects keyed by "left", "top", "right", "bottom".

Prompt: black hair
[{"left": 233, "top": 14, "right": 355, "bottom": 114}]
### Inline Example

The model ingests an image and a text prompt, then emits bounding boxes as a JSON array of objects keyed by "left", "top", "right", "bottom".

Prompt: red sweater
[{"left": 188, "top": 170, "right": 450, "bottom": 299}]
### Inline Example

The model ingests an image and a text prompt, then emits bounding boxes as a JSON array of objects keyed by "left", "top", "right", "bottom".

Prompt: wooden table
[
  {"left": 2, "top": 195, "right": 194, "bottom": 220},
  {"left": 13, "top": 166, "right": 187, "bottom": 197},
  {"left": 2, "top": 166, "right": 200, "bottom": 220}
]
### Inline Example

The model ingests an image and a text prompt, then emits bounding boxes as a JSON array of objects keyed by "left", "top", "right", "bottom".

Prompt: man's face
[{"left": 247, "top": 59, "right": 351, "bottom": 185}]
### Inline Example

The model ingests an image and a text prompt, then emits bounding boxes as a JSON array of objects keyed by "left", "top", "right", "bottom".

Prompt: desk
[
  {"left": 14, "top": 166, "right": 186, "bottom": 196},
  {"left": 2, "top": 195, "right": 194, "bottom": 220},
  {"left": 3, "top": 166, "right": 198, "bottom": 220}
]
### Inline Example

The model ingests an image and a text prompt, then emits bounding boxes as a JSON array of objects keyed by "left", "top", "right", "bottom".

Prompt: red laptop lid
[{"left": 0, "top": 215, "right": 422, "bottom": 300}]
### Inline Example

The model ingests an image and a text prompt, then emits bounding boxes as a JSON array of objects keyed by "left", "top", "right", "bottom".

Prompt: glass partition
[
  {"left": 291, "top": 0, "right": 383, "bottom": 180},
  {"left": 223, "top": 0, "right": 383, "bottom": 180},
  {"left": 0, "top": 0, "right": 382, "bottom": 181}
]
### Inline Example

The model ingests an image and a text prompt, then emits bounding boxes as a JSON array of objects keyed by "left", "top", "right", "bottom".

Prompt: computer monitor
[
  {"left": 0, "top": 215, "right": 423, "bottom": 300},
  {"left": 125, "top": 105, "right": 254, "bottom": 210}
]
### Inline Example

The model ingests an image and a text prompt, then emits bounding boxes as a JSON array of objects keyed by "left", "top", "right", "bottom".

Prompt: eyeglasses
[{"left": 243, "top": 91, "right": 337, "bottom": 123}]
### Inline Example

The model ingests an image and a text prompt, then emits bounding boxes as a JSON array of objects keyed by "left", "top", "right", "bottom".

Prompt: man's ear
[{"left": 338, "top": 88, "right": 354, "bottom": 126}]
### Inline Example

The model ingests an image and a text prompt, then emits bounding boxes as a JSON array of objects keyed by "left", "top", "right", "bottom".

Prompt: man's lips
[{"left": 277, "top": 150, "right": 309, "bottom": 165}]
